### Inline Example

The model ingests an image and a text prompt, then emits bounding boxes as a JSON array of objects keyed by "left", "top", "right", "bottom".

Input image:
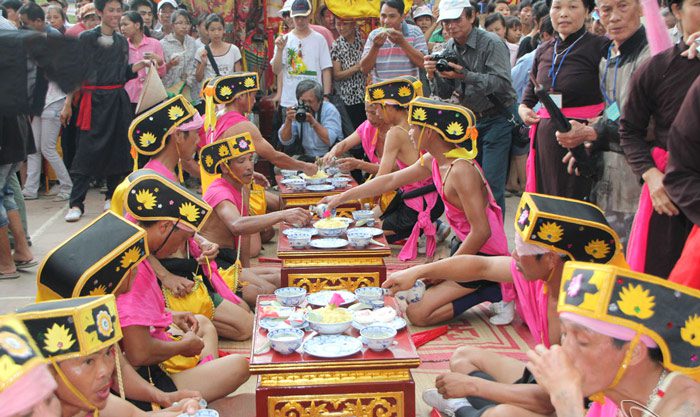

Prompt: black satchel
[{"left": 486, "top": 94, "right": 529, "bottom": 147}]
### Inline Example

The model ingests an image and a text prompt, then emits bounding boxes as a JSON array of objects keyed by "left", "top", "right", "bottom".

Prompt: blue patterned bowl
[
  {"left": 354, "top": 286, "right": 387, "bottom": 305},
  {"left": 274, "top": 287, "right": 307, "bottom": 307},
  {"left": 286, "top": 230, "right": 313, "bottom": 249},
  {"left": 360, "top": 325, "right": 397, "bottom": 351},
  {"left": 268, "top": 328, "right": 304, "bottom": 355}
]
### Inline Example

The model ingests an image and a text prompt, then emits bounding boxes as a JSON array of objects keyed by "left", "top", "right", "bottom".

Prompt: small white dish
[
  {"left": 352, "top": 227, "right": 383, "bottom": 237},
  {"left": 306, "top": 290, "right": 357, "bottom": 306},
  {"left": 303, "top": 334, "right": 363, "bottom": 358},
  {"left": 306, "top": 184, "right": 335, "bottom": 192},
  {"left": 309, "top": 238, "right": 349, "bottom": 249},
  {"left": 352, "top": 317, "right": 407, "bottom": 331}
]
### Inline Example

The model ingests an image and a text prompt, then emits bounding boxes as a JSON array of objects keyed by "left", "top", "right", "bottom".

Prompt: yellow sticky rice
[
  {"left": 312, "top": 305, "right": 351, "bottom": 323},
  {"left": 314, "top": 217, "right": 346, "bottom": 229},
  {"left": 302, "top": 171, "right": 329, "bottom": 180}
]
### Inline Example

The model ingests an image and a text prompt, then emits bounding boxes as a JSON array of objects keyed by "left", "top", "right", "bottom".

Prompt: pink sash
[
  {"left": 188, "top": 239, "right": 243, "bottom": 304},
  {"left": 626, "top": 147, "right": 667, "bottom": 272},
  {"left": 198, "top": 110, "right": 249, "bottom": 148},
  {"left": 510, "top": 259, "right": 550, "bottom": 347},
  {"left": 359, "top": 121, "right": 380, "bottom": 164},
  {"left": 525, "top": 103, "right": 605, "bottom": 192},
  {"left": 585, "top": 399, "right": 618, "bottom": 417},
  {"left": 397, "top": 159, "right": 439, "bottom": 261}
]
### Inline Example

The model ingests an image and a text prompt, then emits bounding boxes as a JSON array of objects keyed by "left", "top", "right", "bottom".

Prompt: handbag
[
  {"left": 487, "top": 94, "right": 530, "bottom": 147},
  {"left": 162, "top": 273, "right": 215, "bottom": 320},
  {"left": 248, "top": 182, "right": 267, "bottom": 215},
  {"left": 219, "top": 227, "right": 244, "bottom": 294},
  {"left": 160, "top": 333, "right": 201, "bottom": 374}
]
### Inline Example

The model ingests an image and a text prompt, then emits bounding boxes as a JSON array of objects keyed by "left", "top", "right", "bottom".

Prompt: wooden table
[
  {"left": 276, "top": 175, "right": 362, "bottom": 217},
  {"left": 250, "top": 295, "right": 420, "bottom": 417},
  {"left": 277, "top": 223, "right": 391, "bottom": 292}
]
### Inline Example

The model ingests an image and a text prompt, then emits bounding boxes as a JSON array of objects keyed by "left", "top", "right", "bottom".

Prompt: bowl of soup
[
  {"left": 274, "top": 286, "right": 307, "bottom": 307},
  {"left": 360, "top": 325, "right": 396, "bottom": 352},
  {"left": 346, "top": 228, "right": 373, "bottom": 249},
  {"left": 268, "top": 328, "right": 304, "bottom": 355},
  {"left": 352, "top": 210, "right": 375, "bottom": 226},
  {"left": 281, "top": 178, "right": 306, "bottom": 191}
]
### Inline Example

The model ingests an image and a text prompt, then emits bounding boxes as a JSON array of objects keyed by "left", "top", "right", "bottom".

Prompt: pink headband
[
  {"left": 560, "top": 312, "right": 658, "bottom": 348},
  {"left": 514, "top": 233, "right": 549, "bottom": 257},
  {"left": 0, "top": 364, "right": 57, "bottom": 417},
  {"left": 177, "top": 111, "right": 204, "bottom": 132}
]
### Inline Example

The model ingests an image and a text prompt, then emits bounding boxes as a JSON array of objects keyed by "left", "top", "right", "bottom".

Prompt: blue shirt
[
  {"left": 279, "top": 100, "right": 343, "bottom": 158},
  {"left": 511, "top": 49, "right": 536, "bottom": 102}
]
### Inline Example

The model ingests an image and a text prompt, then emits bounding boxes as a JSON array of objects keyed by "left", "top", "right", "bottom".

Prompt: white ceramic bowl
[
  {"left": 305, "top": 309, "right": 353, "bottom": 335},
  {"left": 325, "top": 166, "right": 341, "bottom": 176},
  {"left": 313, "top": 219, "right": 348, "bottom": 237},
  {"left": 329, "top": 177, "right": 350, "bottom": 189},
  {"left": 360, "top": 325, "right": 397, "bottom": 351},
  {"left": 352, "top": 210, "right": 375, "bottom": 226},
  {"left": 281, "top": 178, "right": 306, "bottom": 191},
  {"left": 268, "top": 328, "right": 304, "bottom": 354},
  {"left": 354, "top": 286, "right": 386, "bottom": 305},
  {"left": 280, "top": 169, "right": 298, "bottom": 177},
  {"left": 301, "top": 173, "right": 328, "bottom": 185},
  {"left": 395, "top": 279, "right": 426, "bottom": 304},
  {"left": 346, "top": 228, "right": 373, "bottom": 248},
  {"left": 274, "top": 287, "right": 307, "bottom": 307},
  {"left": 286, "top": 230, "right": 313, "bottom": 249}
]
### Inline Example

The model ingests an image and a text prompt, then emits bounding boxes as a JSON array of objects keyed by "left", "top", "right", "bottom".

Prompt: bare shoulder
[
  {"left": 448, "top": 159, "right": 483, "bottom": 187},
  {"left": 223, "top": 121, "right": 262, "bottom": 139},
  {"left": 662, "top": 375, "right": 700, "bottom": 417}
]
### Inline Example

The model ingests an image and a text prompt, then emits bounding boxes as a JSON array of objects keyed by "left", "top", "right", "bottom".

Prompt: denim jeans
[
  {"left": 474, "top": 114, "right": 512, "bottom": 215},
  {"left": 0, "top": 163, "right": 20, "bottom": 228}
]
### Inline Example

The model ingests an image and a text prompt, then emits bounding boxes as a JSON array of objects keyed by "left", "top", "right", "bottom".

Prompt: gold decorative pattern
[
  {"left": 372, "top": 88, "right": 385, "bottom": 99},
  {"left": 537, "top": 221, "right": 564, "bottom": 243},
  {"left": 446, "top": 121, "right": 464, "bottom": 136},
  {"left": 244, "top": 77, "right": 256, "bottom": 88},
  {"left": 167, "top": 105, "right": 185, "bottom": 121},
  {"left": 179, "top": 202, "right": 200, "bottom": 223},
  {"left": 120, "top": 246, "right": 142, "bottom": 269},
  {"left": 288, "top": 273, "right": 381, "bottom": 292},
  {"left": 88, "top": 285, "right": 107, "bottom": 296},
  {"left": 397, "top": 86, "right": 411, "bottom": 97},
  {"left": 680, "top": 314, "right": 700, "bottom": 347},
  {"left": 135, "top": 189, "right": 157, "bottom": 210},
  {"left": 259, "top": 369, "right": 410, "bottom": 387},
  {"left": 204, "top": 155, "right": 214, "bottom": 168},
  {"left": 617, "top": 283, "right": 656, "bottom": 319},
  {"left": 283, "top": 258, "right": 385, "bottom": 267},
  {"left": 138, "top": 132, "right": 157, "bottom": 148},
  {"left": 584, "top": 239, "right": 610, "bottom": 260},
  {"left": 267, "top": 391, "right": 404, "bottom": 417},
  {"left": 43, "top": 323, "right": 75, "bottom": 353},
  {"left": 219, "top": 85, "right": 232, "bottom": 97},
  {"left": 218, "top": 144, "right": 230, "bottom": 157}
]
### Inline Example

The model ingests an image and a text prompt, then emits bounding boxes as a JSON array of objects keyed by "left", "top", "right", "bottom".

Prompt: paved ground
[{"left": 1, "top": 187, "right": 520, "bottom": 314}]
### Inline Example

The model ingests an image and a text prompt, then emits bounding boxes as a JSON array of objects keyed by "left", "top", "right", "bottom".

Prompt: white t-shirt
[
  {"left": 272, "top": 30, "right": 332, "bottom": 108},
  {"left": 195, "top": 43, "right": 242, "bottom": 79}
]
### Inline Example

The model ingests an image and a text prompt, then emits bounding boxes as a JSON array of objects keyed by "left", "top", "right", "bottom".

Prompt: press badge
[
  {"left": 549, "top": 93, "right": 563, "bottom": 109},
  {"left": 605, "top": 102, "right": 620, "bottom": 121}
]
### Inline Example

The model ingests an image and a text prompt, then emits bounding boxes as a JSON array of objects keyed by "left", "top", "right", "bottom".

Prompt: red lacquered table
[
  {"left": 250, "top": 295, "right": 420, "bottom": 417},
  {"left": 277, "top": 223, "right": 391, "bottom": 292}
]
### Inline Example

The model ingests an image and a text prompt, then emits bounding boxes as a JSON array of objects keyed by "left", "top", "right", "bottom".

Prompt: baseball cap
[
  {"left": 437, "top": 0, "right": 472, "bottom": 21},
  {"left": 78, "top": 2, "right": 97, "bottom": 19},
  {"left": 413, "top": 5, "right": 433, "bottom": 19},
  {"left": 157, "top": 0, "right": 177, "bottom": 12},
  {"left": 279, "top": 0, "right": 292, "bottom": 16},
  {"left": 290, "top": 0, "right": 312, "bottom": 17}
]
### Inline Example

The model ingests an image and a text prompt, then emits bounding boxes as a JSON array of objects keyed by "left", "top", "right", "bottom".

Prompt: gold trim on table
[
  {"left": 267, "top": 391, "right": 405, "bottom": 417},
  {"left": 288, "top": 273, "right": 381, "bottom": 292},
  {"left": 259, "top": 369, "right": 410, "bottom": 387},
  {"left": 250, "top": 358, "right": 421, "bottom": 374},
  {"left": 283, "top": 258, "right": 385, "bottom": 267},
  {"left": 278, "top": 248, "right": 392, "bottom": 258}
]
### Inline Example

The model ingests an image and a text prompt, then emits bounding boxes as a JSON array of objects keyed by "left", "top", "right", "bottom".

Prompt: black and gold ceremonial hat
[
  {"left": 128, "top": 95, "right": 198, "bottom": 156},
  {"left": 366, "top": 76, "right": 423, "bottom": 107},
  {"left": 515, "top": 192, "right": 627, "bottom": 267},
  {"left": 210, "top": 72, "right": 260, "bottom": 104},
  {"left": 559, "top": 262, "right": 700, "bottom": 380},
  {"left": 0, "top": 316, "right": 45, "bottom": 391},
  {"left": 124, "top": 171, "right": 212, "bottom": 232},
  {"left": 15, "top": 296, "right": 122, "bottom": 362},
  {"left": 36, "top": 211, "right": 148, "bottom": 302},
  {"left": 199, "top": 132, "right": 256, "bottom": 175}
]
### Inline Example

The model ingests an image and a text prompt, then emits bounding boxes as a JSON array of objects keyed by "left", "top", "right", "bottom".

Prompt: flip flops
[
  {"left": 14, "top": 259, "right": 38, "bottom": 270},
  {"left": 0, "top": 271, "right": 20, "bottom": 280}
]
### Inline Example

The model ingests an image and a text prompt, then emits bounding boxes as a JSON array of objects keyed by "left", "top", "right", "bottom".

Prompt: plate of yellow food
[
  {"left": 301, "top": 171, "right": 329, "bottom": 184},
  {"left": 313, "top": 217, "right": 350, "bottom": 237},
  {"left": 305, "top": 303, "right": 354, "bottom": 334}
]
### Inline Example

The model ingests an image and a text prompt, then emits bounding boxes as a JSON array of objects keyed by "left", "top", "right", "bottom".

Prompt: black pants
[
  {"left": 69, "top": 172, "right": 124, "bottom": 212},
  {"left": 345, "top": 102, "right": 367, "bottom": 130},
  {"left": 454, "top": 370, "right": 536, "bottom": 417}
]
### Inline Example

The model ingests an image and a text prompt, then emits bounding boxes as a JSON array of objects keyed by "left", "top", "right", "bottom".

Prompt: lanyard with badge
[
  {"left": 600, "top": 43, "right": 621, "bottom": 121},
  {"left": 547, "top": 31, "right": 587, "bottom": 108}
]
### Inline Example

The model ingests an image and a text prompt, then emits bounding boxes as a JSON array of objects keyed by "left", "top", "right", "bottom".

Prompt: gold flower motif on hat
[
  {"left": 44, "top": 323, "right": 76, "bottom": 353},
  {"left": 412, "top": 108, "right": 427, "bottom": 121},
  {"left": 219, "top": 85, "right": 233, "bottom": 97},
  {"left": 218, "top": 144, "right": 230, "bottom": 157},
  {"left": 89, "top": 285, "right": 107, "bottom": 296},
  {"left": 244, "top": 77, "right": 255, "bottom": 88},
  {"left": 95, "top": 310, "right": 113, "bottom": 339},
  {"left": 179, "top": 202, "right": 200, "bottom": 223},
  {"left": 136, "top": 189, "right": 157, "bottom": 210},
  {"left": 681, "top": 314, "right": 700, "bottom": 347},
  {"left": 0, "top": 331, "right": 32, "bottom": 358},
  {"left": 120, "top": 246, "right": 143, "bottom": 269},
  {"left": 584, "top": 239, "right": 610, "bottom": 260},
  {"left": 398, "top": 86, "right": 411, "bottom": 97},
  {"left": 446, "top": 121, "right": 464, "bottom": 137},
  {"left": 168, "top": 105, "right": 185, "bottom": 121},
  {"left": 617, "top": 283, "right": 655, "bottom": 319},
  {"left": 139, "top": 132, "right": 157, "bottom": 148},
  {"left": 204, "top": 155, "right": 214, "bottom": 168},
  {"left": 372, "top": 88, "right": 385, "bottom": 99},
  {"left": 537, "top": 222, "right": 563, "bottom": 243}
]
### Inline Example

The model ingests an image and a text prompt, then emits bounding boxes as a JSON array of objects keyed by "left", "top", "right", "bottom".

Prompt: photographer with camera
[
  {"left": 425, "top": 0, "right": 516, "bottom": 215},
  {"left": 278, "top": 79, "right": 343, "bottom": 162}
]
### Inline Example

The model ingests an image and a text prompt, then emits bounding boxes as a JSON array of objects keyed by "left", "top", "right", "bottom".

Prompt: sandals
[
  {"left": 14, "top": 259, "right": 38, "bottom": 270},
  {"left": 0, "top": 271, "right": 20, "bottom": 280}
]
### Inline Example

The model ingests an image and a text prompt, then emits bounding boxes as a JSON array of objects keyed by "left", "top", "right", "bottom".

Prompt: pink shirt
[
  {"left": 125, "top": 36, "right": 167, "bottom": 103},
  {"left": 358, "top": 120, "right": 380, "bottom": 164},
  {"left": 510, "top": 259, "right": 550, "bottom": 347},
  {"left": 65, "top": 22, "right": 86, "bottom": 37},
  {"left": 431, "top": 158, "right": 508, "bottom": 256},
  {"left": 143, "top": 159, "right": 177, "bottom": 182},
  {"left": 203, "top": 178, "right": 245, "bottom": 214}
]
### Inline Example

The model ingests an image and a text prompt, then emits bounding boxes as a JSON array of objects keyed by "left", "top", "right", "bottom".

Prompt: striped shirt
[{"left": 362, "top": 22, "right": 428, "bottom": 82}]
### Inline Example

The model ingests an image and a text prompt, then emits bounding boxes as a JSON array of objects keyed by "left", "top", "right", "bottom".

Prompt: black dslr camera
[
  {"left": 293, "top": 101, "right": 312, "bottom": 123},
  {"left": 429, "top": 50, "right": 460, "bottom": 72}
]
